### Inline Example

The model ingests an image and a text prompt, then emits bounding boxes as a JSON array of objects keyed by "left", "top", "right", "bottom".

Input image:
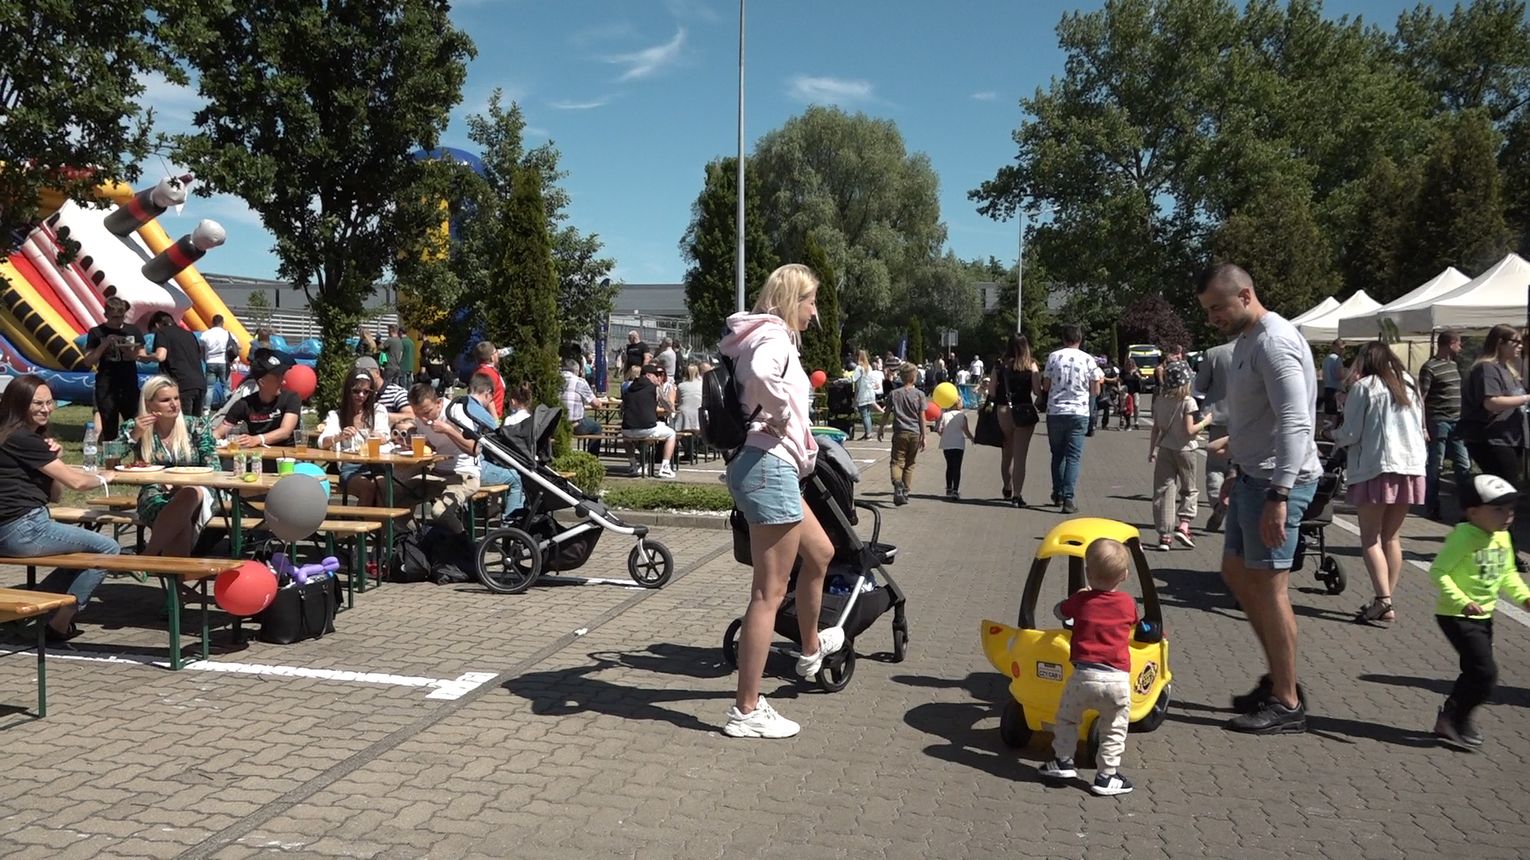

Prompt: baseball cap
[
  {"left": 250, "top": 347, "right": 295, "bottom": 378},
  {"left": 642, "top": 362, "right": 663, "bottom": 375},
  {"left": 354, "top": 356, "right": 380, "bottom": 372},
  {"left": 1461, "top": 474, "right": 1520, "bottom": 509}
]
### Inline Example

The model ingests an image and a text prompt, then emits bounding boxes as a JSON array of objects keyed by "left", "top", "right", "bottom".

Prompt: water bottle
[
  {"left": 199, "top": 402, "right": 212, "bottom": 436},
  {"left": 295, "top": 409, "right": 309, "bottom": 449},
  {"left": 233, "top": 450, "right": 246, "bottom": 478},
  {"left": 81, "top": 422, "right": 98, "bottom": 473}
]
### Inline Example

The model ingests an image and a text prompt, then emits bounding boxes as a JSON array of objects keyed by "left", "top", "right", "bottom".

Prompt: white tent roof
[
  {"left": 1287, "top": 296, "right": 1339, "bottom": 326},
  {"left": 1337, "top": 267, "right": 1471, "bottom": 339},
  {"left": 1388, "top": 253, "right": 1530, "bottom": 334},
  {"left": 1297, "top": 290, "right": 1381, "bottom": 342}
]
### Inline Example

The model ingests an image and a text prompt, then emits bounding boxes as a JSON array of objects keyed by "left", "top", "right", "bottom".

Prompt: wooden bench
[
  {"left": 86, "top": 495, "right": 139, "bottom": 510},
  {"left": 204, "top": 517, "right": 383, "bottom": 606},
  {"left": 0, "top": 553, "right": 234, "bottom": 670},
  {"left": 51, "top": 505, "right": 146, "bottom": 553},
  {"left": 0, "top": 587, "right": 77, "bottom": 717}
]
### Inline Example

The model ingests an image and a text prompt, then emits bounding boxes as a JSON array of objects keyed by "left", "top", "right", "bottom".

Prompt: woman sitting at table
[
  {"left": 0, "top": 374, "right": 121, "bottom": 641},
  {"left": 318, "top": 369, "right": 391, "bottom": 506},
  {"left": 123, "top": 375, "right": 218, "bottom": 557}
]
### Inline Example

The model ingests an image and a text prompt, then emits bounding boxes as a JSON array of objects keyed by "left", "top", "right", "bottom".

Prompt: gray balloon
[{"left": 264, "top": 474, "right": 328, "bottom": 542}]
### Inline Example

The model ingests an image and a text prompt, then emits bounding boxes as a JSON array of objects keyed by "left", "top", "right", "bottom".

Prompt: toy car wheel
[
  {"left": 999, "top": 699, "right": 1031, "bottom": 748},
  {"left": 1320, "top": 557, "right": 1347, "bottom": 595},
  {"left": 628, "top": 540, "right": 674, "bottom": 588},
  {"left": 892, "top": 626, "right": 909, "bottom": 663},
  {"left": 816, "top": 643, "right": 855, "bottom": 692},
  {"left": 1133, "top": 683, "right": 1172, "bottom": 733},
  {"left": 477, "top": 527, "right": 542, "bottom": 594},
  {"left": 722, "top": 618, "right": 742, "bottom": 668}
]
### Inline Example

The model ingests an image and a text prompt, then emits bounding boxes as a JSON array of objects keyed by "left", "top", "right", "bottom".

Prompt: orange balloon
[
  {"left": 282, "top": 364, "right": 318, "bottom": 401},
  {"left": 810, "top": 370, "right": 828, "bottom": 389},
  {"left": 923, "top": 401, "right": 942, "bottom": 422},
  {"left": 213, "top": 561, "right": 278, "bottom": 616}
]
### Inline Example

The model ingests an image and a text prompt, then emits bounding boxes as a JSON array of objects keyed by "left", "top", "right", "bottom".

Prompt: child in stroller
[
  {"left": 446, "top": 400, "right": 674, "bottom": 594},
  {"left": 723, "top": 438, "right": 909, "bottom": 691}
]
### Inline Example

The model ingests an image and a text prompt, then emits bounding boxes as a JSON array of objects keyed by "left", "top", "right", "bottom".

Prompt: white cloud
[
  {"left": 970, "top": 90, "right": 997, "bottom": 101},
  {"left": 136, "top": 70, "right": 201, "bottom": 133},
  {"left": 606, "top": 28, "right": 686, "bottom": 82},
  {"left": 549, "top": 96, "right": 611, "bottom": 111},
  {"left": 787, "top": 75, "right": 875, "bottom": 105}
]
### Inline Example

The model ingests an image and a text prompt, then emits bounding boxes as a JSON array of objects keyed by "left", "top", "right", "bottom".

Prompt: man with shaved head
[{"left": 1195, "top": 263, "right": 1322, "bottom": 735}]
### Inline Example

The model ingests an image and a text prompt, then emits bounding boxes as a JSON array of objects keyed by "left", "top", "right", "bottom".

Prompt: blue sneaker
[{"left": 1091, "top": 771, "right": 1134, "bottom": 796}]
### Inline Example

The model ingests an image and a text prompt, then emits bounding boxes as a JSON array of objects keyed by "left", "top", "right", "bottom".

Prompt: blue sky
[{"left": 137, "top": 0, "right": 1432, "bottom": 287}]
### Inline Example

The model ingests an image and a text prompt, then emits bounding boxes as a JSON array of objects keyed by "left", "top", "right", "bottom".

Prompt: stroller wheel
[
  {"left": 722, "top": 618, "right": 742, "bottom": 668},
  {"left": 476, "top": 527, "right": 542, "bottom": 594},
  {"left": 816, "top": 643, "right": 855, "bottom": 692},
  {"left": 628, "top": 540, "right": 674, "bottom": 588},
  {"left": 1319, "top": 557, "right": 1347, "bottom": 595},
  {"left": 892, "top": 624, "right": 909, "bottom": 663},
  {"left": 999, "top": 699, "right": 1031, "bottom": 748}
]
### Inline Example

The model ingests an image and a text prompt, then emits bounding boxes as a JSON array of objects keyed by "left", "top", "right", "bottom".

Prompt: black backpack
[{"left": 699, "top": 353, "right": 757, "bottom": 455}]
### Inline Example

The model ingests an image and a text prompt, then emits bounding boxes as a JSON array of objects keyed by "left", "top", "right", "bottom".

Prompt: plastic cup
[
  {"left": 365, "top": 436, "right": 382, "bottom": 459},
  {"left": 277, "top": 457, "right": 296, "bottom": 475},
  {"left": 411, "top": 436, "right": 426, "bottom": 457}
]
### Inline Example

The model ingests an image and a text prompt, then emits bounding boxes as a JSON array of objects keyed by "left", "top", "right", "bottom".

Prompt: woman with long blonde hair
[
  {"left": 125, "top": 375, "right": 218, "bottom": 557},
  {"left": 719, "top": 263, "right": 836, "bottom": 739},
  {"left": 850, "top": 349, "right": 882, "bottom": 440},
  {"left": 988, "top": 334, "right": 1040, "bottom": 505}
]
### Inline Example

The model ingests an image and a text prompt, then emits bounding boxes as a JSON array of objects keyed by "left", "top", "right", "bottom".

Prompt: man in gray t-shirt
[
  {"left": 1193, "top": 339, "right": 1236, "bottom": 531},
  {"left": 1195, "top": 263, "right": 1320, "bottom": 737}
]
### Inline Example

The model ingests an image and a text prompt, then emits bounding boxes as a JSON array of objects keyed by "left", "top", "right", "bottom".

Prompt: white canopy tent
[
  {"left": 1337, "top": 267, "right": 1471, "bottom": 339},
  {"left": 1387, "top": 253, "right": 1530, "bottom": 335},
  {"left": 1296, "top": 290, "right": 1381, "bottom": 342},
  {"left": 1287, "top": 296, "right": 1339, "bottom": 326}
]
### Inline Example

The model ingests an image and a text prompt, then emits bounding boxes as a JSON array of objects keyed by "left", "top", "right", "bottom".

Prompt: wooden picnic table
[
  {"left": 0, "top": 587, "right": 76, "bottom": 717},
  {"left": 105, "top": 468, "right": 279, "bottom": 555}
]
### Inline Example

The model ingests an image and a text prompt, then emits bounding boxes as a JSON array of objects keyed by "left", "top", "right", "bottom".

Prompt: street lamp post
[{"left": 735, "top": 0, "right": 746, "bottom": 314}]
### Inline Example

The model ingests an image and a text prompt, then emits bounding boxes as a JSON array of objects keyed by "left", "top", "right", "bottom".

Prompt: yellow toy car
[{"left": 980, "top": 517, "right": 1172, "bottom": 762}]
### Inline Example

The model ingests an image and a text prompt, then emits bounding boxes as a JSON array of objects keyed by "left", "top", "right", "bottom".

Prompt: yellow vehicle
[
  {"left": 980, "top": 517, "right": 1171, "bottom": 762},
  {"left": 1126, "top": 344, "right": 1161, "bottom": 393}
]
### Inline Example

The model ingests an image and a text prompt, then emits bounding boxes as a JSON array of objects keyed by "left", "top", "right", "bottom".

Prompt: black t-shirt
[
  {"left": 87, "top": 323, "right": 145, "bottom": 389},
  {"left": 1461, "top": 362, "right": 1528, "bottom": 448},
  {"left": 155, "top": 325, "right": 205, "bottom": 391},
  {"left": 226, "top": 389, "right": 301, "bottom": 436},
  {"left": 622, "top": 377, "right": 659, "bottom": 430},
  {"left": 0, "top": 431, "right": 56, "bottom": 523},
  {"left": 624, "top": 342, "right": 648, "bottom": 370}
]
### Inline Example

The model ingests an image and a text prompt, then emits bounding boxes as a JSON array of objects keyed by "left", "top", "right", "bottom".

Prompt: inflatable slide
[{"left": 0, "top": 175, "right": 260, "bottom": 403}]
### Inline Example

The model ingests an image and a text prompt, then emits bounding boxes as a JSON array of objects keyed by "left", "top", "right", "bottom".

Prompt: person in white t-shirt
[
  {"left": 938, "top": 403, "right": 974, "bottom": 500},
  {"left": 956, "top": 368, "right": 971, "bottom": 386},
  {"left": 1041, "top": 324, "right": 1103, "bottom": 514},
  {"left": 969, "top": 355, "right": 985, "bottom": 386},
  {"left": 201, "top": 315, "right": 234, "bottom": 407},
  {"left": 404, "top": 383, "right": 480, "bottom": 533}
]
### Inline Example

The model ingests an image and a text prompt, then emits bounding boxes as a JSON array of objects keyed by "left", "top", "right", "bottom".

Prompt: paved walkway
[{"left": 1, "top": 419, "right": 1527, "bottom": 859}]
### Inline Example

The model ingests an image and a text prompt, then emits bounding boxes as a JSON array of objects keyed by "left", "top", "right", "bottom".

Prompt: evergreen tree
[
  {"left": 486, "top": 168, "right": 561, "bottom": 415},
  {"left": 907, "top": 317, "right": 925, "bottom": 364},
  {"left": 801, "top": 235, "right": 841, "bottom": 376},
  {"left": 680, "top": 157, "right": 776, "bottom": 342},
  {"left": 1403, "top": 110, "right": 1514, "bottom": 283}
]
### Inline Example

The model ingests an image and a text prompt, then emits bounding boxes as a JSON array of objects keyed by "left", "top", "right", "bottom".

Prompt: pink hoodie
[{"left": 719, "top": 311, "right": 818, "bottom": 478}]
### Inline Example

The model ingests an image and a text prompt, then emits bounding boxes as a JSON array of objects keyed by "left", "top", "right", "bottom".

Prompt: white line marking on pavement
[
  {"left": 0, "top": 648, "right": 498, "bottom": 699},
  {"left": 539, "top": 576, "right": 644, "bottom": 589},
  {"left": 1330, "top": 515, "right": 1530, "bottom": 629}
]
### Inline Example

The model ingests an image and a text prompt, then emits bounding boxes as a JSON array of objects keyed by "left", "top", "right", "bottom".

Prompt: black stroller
[
  {"left": 1292, "top": 442, "right": 1348, "bottom": 595},
  {"left": 448, "top": 401, "right": 674, "bottom": 594},
  {"left": 721, "top": 438, "right": 908, "bottom": 692}
]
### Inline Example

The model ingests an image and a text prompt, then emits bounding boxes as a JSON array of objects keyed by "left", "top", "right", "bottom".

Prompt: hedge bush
[
  {"left": 551, "top": 450, "right": 605, "bottom": 495},
  {"left": 603, "top": 482, "right": 734, "bottom": 512}
]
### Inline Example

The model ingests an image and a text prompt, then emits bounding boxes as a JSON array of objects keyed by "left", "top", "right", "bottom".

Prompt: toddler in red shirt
[{"left": 1039, "top": 538, "right": 1139, "bottom": 796}]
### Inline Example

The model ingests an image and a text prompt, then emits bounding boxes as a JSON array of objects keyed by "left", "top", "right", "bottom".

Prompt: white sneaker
[
  {"left": 796, "top": 626, "right": 846, "bottom": 677},
  {"left": 657, "top": 465, "right": 676, "bottom": 479},
  {"left": 723, "top": 695, "right": 800, "bottom": 738}
]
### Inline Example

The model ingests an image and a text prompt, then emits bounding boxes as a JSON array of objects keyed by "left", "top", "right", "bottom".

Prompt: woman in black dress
[{"left": 989, "top": 335, "right": 1041, "bottom": 506}]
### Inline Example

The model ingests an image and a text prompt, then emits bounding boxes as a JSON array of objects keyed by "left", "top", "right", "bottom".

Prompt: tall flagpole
[{"left": 735, "top": 0, "right": 747, "bottom": 313}]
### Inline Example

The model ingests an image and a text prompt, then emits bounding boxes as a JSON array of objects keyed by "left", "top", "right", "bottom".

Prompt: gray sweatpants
[
  {"left": 1152, "top": 447, "right": 1199, "bottom": 535},
  {"left": 1052, "top": 665, "right": 1132, "bottom": 773}
]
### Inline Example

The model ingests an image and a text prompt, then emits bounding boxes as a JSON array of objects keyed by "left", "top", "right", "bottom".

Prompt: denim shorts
[
  {"left": 726, "top": 447, "right": 803, "bottom": 526},
  {"left": 1224, "top": 474, "right": 1319, "bottom": 570}
]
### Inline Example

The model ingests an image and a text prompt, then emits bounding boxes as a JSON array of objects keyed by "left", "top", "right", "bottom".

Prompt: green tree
[
  {"left": 1210, "top": 180, "right": 1341, "bottom": 320},
  {"left": 1402, "top": 110, "right": 1514, "bottom": 283},
  {"left": 680, "top": 157, "right": 777, "bottom": 341},
  {"left": 800, "top": 234, "right": 841, "bottom": 376},
  {"left": 168, "top": 0, "right": 474, "bottom": 411},
  {"left": 1394, "top": 0, "right": 1530, "bottom": 123},
  {"left": 907, "top": 317, "right": 925, "bottom": 364},
  {"left": 0, "top": 2, "right": 184, "bottom": 250},
  {"left": 487, "top": 168, "right": 561, "bottom": 413},
  {"left": 751, "top": 107, "right": 946, "bottom": 340}
]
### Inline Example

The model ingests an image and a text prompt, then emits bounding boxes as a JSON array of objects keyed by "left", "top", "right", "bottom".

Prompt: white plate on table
[
  {"left": 115, "top": 464, "right": 166, "bottom": 473},
  {"left": 165, "top": 466, "right": 215, "bottom": 475}
]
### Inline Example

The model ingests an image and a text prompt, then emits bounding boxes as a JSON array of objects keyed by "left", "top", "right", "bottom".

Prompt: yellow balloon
[{"left": 932, "top": 382, "right": 960, "bottom": 410}]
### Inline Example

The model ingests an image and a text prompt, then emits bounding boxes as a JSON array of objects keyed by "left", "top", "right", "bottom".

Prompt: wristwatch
[{"left": 1265, "top": 487, "right": 1290, "bottom": 503}]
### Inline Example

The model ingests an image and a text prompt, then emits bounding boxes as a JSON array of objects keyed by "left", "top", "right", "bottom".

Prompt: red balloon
[
  {"left": 214, "top": 561, "right": 278, "bottom": 617},
  {"left": 810, "top": 370, "right": 828, "bottom": 389},
  {"left": 283, "top": 363, "right": 318, "bottom": 401},
  {"left": 923, "top": 401, "right": 942, "bottom": 422}
]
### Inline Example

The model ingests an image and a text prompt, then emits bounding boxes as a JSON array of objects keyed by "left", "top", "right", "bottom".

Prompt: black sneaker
[
  {"left": 1434, "top": 704, "right": 1474, "bottom": 751},
  {"left": 1456, "top": 707, "right": 1484, "bottom": 747},
  {"left": 1225, "top": 698, "right": 1306, "bottom": 734},
  {"left": 1038, "top": 757, "right": 1077, "bottom": 780},
  {"left": 1091, "top": 771, "right": 1134, "bottom": 796},
  {"left": 1206, "top": 506, "right": 1225, "bottom": 533},
  {"left": 1232, "top": 675, "right": 1308, "bottom": 714},
  {"left": 1051, "top": 493, "right": 1061, "bottom": 506},
  {"left": 1061, "top": 499, "right": 1078, "bottom": 515}
]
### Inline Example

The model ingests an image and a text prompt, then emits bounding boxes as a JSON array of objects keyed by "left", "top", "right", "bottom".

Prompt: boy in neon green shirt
[{"left": 1430, "top": 474, "right": 1530, "bottom": 751}]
